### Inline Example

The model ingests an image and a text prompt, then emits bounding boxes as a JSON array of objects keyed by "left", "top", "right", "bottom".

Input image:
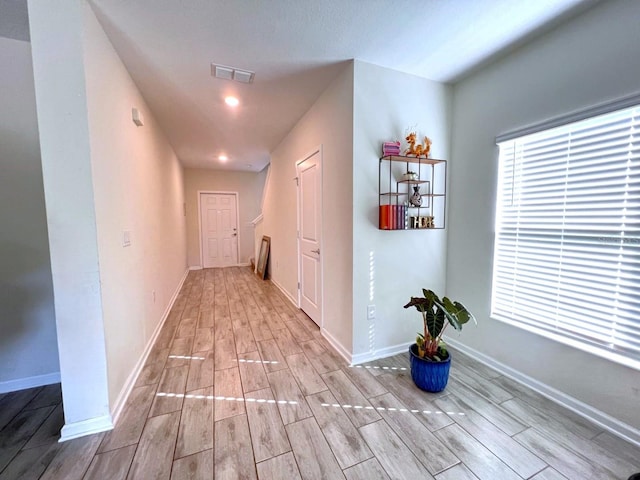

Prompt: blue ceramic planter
[{"left": 409, "top": 344, "right": 451, "bottom": 392}]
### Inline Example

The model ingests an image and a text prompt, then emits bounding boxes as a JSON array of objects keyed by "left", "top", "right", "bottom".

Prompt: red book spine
[{"left": 379, "top": 205, "right": 390, "bottom": 229}]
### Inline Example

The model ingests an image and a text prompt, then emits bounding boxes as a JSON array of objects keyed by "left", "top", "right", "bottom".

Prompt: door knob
[{"left": 312, "top": 248, "right": 320, "bottom": 254}]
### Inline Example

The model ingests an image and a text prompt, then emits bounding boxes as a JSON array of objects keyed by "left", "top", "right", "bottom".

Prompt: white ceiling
[{"left": 4, "top": 0, "right": 596, "bottom": 172}]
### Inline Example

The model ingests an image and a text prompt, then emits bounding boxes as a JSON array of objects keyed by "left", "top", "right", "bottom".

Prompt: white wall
[
  {"left": 448, "top": 0, "right": 640, "bottom": 431},
  {"left": 82, "top": 4, "right": 187, "bottom": 410},
  {"left": 263, "top": 61, "right": 452, "bottom": 360},
  {"left": 28, "top": 0, "right": 188, "bottom": 438},
  {"left": 0, "top": 37, "right": 59, "bottom": 392},
  {"left": 352, "top": 61, "right": 452, "bottom": 361},
  {"left": 28, "top": 0, "right": 111, "bottom": 434},
  {"left": 263, "top": 63, "right": 354, "bottom": 354},
  {"left": 184, "top": 168, "right": 267, "bottom": 267}
]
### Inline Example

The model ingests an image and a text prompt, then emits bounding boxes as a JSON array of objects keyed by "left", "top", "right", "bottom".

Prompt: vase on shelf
[{"left": 409, "top": 185, "right": 423, "bottom": 207}]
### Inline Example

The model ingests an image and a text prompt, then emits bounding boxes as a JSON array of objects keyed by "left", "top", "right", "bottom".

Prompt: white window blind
[{"left": 492, "top": 104, "right": 640, "bottom": 370}]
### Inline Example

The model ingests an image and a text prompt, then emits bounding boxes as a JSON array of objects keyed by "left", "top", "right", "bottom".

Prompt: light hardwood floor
[{"left": 1, "top": 267, "right": 639, "bottom": 479}]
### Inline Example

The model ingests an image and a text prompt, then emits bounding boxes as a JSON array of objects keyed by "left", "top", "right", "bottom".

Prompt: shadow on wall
[{"left": 0, "top": 240, "right": 57, "bottom": 364}]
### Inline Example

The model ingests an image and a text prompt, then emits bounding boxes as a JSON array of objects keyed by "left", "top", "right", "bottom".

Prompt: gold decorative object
[
  {"left": 405, "top": 132, "right": 432, "bottom": 158},
  {"left": 410, "top": 216, "right": 435, "bottom": 229}
]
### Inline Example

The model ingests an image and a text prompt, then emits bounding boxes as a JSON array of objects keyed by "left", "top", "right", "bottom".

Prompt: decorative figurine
[
  {"left": 410, "top": 185, "right": 423, "bottom": 207},
  {"left": 405, "top": 132, "right": 432, "bottom": 158}
]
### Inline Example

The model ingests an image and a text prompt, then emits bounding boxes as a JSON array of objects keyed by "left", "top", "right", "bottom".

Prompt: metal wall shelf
[{"left": 378, "top": 154, "right": 447, "bottom": 230}]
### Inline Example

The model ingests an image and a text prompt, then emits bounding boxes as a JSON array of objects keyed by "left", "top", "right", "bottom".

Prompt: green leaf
[
  {"left": 435, "top": 296, "right": 476, "bottom": 331},
  {"left": 453, "top": 301, "right": 477, "bottom": 325},
  {"left": 426, "top": 309, "right": 445, "bottom": 338},
  {"left": 422, "top": 289, "right": 439, "bottom": 305}
]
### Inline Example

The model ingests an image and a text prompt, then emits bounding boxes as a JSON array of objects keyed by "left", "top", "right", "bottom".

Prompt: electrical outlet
[{"left": 367, "top": 305, "right": 376, "bottom": 320}]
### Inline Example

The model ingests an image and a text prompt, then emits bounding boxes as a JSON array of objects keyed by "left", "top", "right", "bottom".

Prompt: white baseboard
[
  {"left": 269, "top": 279, "right": 350, "bottom": 365},
  {"left": 191, "top": 264, "right": 249, "bottom": 270},
  {"left": 350, "top": 341, "right": 413, "bottom": 366},
  {"left": 444, "top": 336, "right": 640, "bottom": 448},
  {"left": 60, "top": 414, "right": 113, "bottom": 442},
  {"left": 0, "top": 372, "right": 62, "bottom": 394},
  {"left": 270, "top": 278, "right": 299, "bottom": 307},
  {"left": 321, "top": 328, "right": 353, "bottom": 364},
  {"left": 109, "top": 268, "right": 190, "bottom": 425}
]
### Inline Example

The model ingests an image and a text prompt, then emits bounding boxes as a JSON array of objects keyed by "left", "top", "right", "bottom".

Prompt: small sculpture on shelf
[
  {"left": 410, "top": 185, "right": 423, "bottom": 207},
  {"left": 405, "top": 132, "right": 432, "bottom": 158}
]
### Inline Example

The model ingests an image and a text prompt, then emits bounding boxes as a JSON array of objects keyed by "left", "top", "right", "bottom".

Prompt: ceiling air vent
[
  {"left": 233, "top": 69, "right": 254, "bottom": 84},
  {"left": 211, "top": 63, "right": 254, "bottom": 84},
  {"left": 213, "top": 65, "right": 233, "bottom": 81}
]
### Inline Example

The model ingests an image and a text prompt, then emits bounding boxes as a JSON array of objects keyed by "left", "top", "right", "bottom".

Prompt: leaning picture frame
[{"left": 256, "top": 235, "right": 271, "bottom": 280}]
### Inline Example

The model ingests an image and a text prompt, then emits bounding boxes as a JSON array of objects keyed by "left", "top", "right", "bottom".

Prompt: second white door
[
  {"left": 297, "top": 149, "right": 322, "bottom": 326},
  {"left": 200, "top": 193, "right": 238, "bottom": 268}
]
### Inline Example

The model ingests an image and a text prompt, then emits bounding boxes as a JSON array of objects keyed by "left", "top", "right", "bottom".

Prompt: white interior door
[
  {"left": 200, "top": 193, "right": 238, "bottom": 268},
  {"left": 297, "top": 150, "right": 322, "bottom": 326}
]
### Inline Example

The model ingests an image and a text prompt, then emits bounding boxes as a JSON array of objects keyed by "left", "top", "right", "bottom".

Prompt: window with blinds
[{"left": 492, "top": 103, "right": 640, "bottom": 370}]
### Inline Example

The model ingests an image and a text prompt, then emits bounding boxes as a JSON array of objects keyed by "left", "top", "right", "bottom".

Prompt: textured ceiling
[{"left": 4, "top": 0, "right": 595, "bottom": 171}]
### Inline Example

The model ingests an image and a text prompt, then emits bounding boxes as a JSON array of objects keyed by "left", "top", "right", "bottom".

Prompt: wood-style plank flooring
[{"left": 1, "top": 266, "right": 639, "bottom": 479}]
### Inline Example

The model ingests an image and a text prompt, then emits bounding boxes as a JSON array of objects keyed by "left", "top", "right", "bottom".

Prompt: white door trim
[
  {"left": 296, "top": 145, "right": 323, "bottom": 328},
  {"left": 197, "top": 190, "right": 241, "bottom": 267}
]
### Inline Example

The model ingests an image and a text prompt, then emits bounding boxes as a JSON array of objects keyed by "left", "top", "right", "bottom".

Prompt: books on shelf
[
  {"left": 379, "top": 205, "right": 390, "bottom": 229},
  {"left": 382, "top": 141, "right": 401, "bottom": 157},
  {"left": 379, "top": 204, "right": 407, "bottom": 230}
]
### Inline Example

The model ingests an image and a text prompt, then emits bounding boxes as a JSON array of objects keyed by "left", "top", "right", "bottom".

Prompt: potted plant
[
  {"left": 402, "top": 171, "right": 418, "bottom": 181},
  {"left": 404, "top": 289, "right": 476, "bottom": 392}
]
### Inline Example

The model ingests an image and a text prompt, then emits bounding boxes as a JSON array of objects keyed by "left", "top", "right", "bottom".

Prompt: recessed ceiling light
[
  {"left": 218, "top": 155, "right": 228, "bottom": 162},
  {"left": 224, "top": 96, "right": 239, "bottom": 107}
]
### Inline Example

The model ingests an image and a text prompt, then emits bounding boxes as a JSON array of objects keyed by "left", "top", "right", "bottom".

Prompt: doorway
[
  {"left": 297, "top": 148, "right": 322, "bottom": 327},
  {"left": 199, "top": 192, "right": 239, "bottom": 268}
]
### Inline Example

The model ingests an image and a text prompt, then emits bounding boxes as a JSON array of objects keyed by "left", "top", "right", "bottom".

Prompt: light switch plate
[
  {"left": 123, "top": 230, "right": 131, "bottom": 247},
  {"left": 367, "top": 305, "right": 376, "bottom": 320}
]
